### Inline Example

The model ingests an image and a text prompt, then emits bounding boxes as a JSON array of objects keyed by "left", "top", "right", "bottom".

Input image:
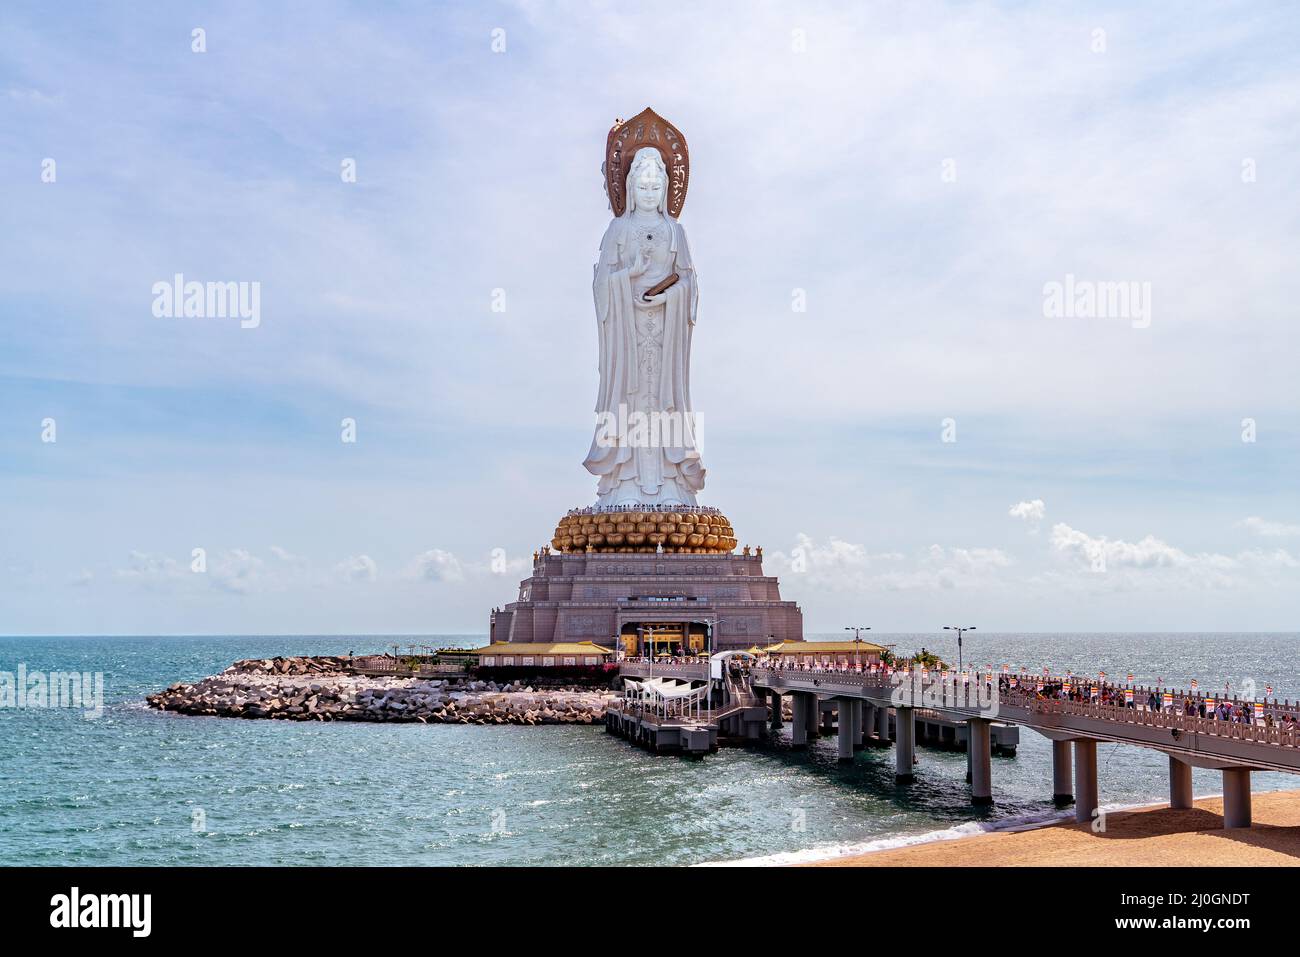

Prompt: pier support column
[
  {"left": 1222, "top": 768, "right": 1252, "bottom": 828},
  {"left": 877, "top": 703, "right": 890, "bottom": 741},
  {"left": 861, "top": 702, "right": 875, "bottom": 745},
  {"left": 851, "top": 699, "right": 864, "bottom": 749},
  {"left": 1168, "top": 755, "right": 1193, "bottom": 810},
  {"left": 969, "top": 718, "right": 993, "bottom": 805},
  {"left": 790, "top": 692, "right": 809, "bottom": 747},
  {"left": 837, "top": 699, "right": 855, "bottom": 762},
  {"left": 1073, "top": 739, "right": 1098, "bottom": 825},
  {"left": 768, "top": 690, "right": 783, "bottom": 729},
  {"left": 802, "top": 694, "right": 815, "bottom": 738},
  {"left": 895, "top": 707, "right": 915, "bottom": 783},
  {"left": 965, "top": 733, "right": 972, "bottom": 782},
  {"left": 1052, "top": 740, "right": 1074, "bottom": 805}
]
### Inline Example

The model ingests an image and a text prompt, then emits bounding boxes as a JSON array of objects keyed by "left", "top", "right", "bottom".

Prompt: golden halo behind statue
[{"left": 604, "top": 107, "right": 689, "bottom": 219}]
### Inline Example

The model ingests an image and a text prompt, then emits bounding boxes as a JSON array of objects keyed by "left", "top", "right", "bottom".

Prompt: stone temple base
[
  {"left": 552, "top": 506, "right": 737, "bottom": 554},
  {"left": 489, "top": 547, "right": 803, "bottom": 654}
]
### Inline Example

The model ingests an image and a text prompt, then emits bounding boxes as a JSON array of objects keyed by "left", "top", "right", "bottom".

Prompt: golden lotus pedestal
[
  {"left": 552, "top": 508, "right": 738, "bottom": 555},
  {"left": 491, "top": 506, "right": 803, "bottom": 651}
]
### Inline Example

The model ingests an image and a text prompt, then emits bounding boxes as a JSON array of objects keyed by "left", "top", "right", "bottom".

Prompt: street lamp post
[
  {"left": 639, "top": 624, "right": 648, "bottom": 680},
  {"left": 696, "top": 617, "right": 727, "bottom": 724},
  {"left": 943, "top": 625, "right": 976, "bottom": 673},
  {"left": 844, "top": 625, "right": 871, "bottom": 667}
]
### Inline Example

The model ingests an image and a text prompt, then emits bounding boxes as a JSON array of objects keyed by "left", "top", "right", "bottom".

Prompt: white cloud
[
  {"left": 1048, "top": 522, "right": 1297, "bottom": 589},
  {"left": 337, "top": 554, "right": 378, "bottom": 583},
  {"left": 209, "top": 549, "right": 265, "bottom": 595},
  {"left": 114, "top": 550, "right": 187, "bottom": 589},
  {"left": 409, "top": 549, "right": 465, "bottom": 583},
  {"left": 1050, "top": 523, "right": 1191, "bottom": 570},
  {"left": 1238, "top": 516, "right": 1300, "bottom": 538},
  {"left": 767, "top": 534, "right": 1007, "bottom": 593},
  {"left": 1009, "top": 499, "right": 1046, "bottom": 524}
]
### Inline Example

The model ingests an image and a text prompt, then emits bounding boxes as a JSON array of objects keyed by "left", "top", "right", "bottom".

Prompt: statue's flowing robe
[{"left": 583, "top": 213, "right": 705, "bottom": 503}]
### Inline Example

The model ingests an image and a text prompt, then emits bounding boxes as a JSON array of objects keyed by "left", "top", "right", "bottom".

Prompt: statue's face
[{"left": 633, "top": 166, "right": 664, "bottom": 213}]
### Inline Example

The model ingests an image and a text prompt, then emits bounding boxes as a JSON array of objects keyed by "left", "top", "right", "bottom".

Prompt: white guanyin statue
[{"left": 583, "top": 109, "right": 706, "bottom": 507}]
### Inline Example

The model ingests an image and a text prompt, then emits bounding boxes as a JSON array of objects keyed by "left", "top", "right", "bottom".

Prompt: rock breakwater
[{"left": 147, "top": 657, "right": 615, "bottom": 724}]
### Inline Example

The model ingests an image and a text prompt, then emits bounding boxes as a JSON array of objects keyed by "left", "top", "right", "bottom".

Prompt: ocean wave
[{"left": 696, "top": 793, "right": 1225, "bottom": 867}]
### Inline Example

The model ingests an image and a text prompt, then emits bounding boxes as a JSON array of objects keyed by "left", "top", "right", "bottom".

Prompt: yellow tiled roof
[
  {"left": 765, "top": 640, "right": 886, "bottom": 655},
  {"left": 474, "top": 642, "right": 614, "bottom": 656}
]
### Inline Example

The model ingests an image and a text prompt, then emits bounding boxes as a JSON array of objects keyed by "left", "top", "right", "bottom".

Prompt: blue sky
[{"left": 2, "top": 1, "right": 1298, "bottom": 635}]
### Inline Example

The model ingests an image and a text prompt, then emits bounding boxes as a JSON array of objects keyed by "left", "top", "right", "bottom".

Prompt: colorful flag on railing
[
  {"left": 1126, "top": 673, "right": 1134, "bottom": 684},
  {"left": 1002, "top": 664, "right": 1009, "bottom": 674},
  {"left": 1009, "top": 677, "right": 1018, "bottom": 688},
  {"left": 941, "top": 670, "right": 949, "bottom": 681},
  {"left": 1100, "top": 671, "right": 1107, "bottom": 681},
  {"left": 1206, "top": 695, "right": 1216, "bottom": 709},
  {"left": 1162, "top": 691, "right": 1174, "bottom": 708},
  {"left": 1191, "top": 679, "right": 1198, "bottom": 691},
  {"left": 1255, "top": 702, "right": 1264, "bottom": 722},
  {"left": 1266, "top": 685, "right": 1273, "bottom": 697},
  {"left": 1125, "top": 688, "right": 1134, "bottom": 704}
]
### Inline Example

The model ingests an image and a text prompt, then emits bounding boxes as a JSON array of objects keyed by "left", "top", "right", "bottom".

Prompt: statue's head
[{"left": 626, "top": 147, "right": 667, "bottom": 214}]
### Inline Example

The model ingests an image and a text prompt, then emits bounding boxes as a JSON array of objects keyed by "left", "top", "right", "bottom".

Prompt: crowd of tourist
[
  {"left": 745, "top": 657, "right": 1299, "bottom": 730},
  {"left": 1020, "top": 676, "right": 1299, "bottom": 728}
]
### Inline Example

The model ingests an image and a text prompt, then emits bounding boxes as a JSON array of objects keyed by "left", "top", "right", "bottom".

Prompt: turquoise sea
[{"left": 1, "top": 633, "right": 1296, "bottom": 866}]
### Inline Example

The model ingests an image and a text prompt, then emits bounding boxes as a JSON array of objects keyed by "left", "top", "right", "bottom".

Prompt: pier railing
[
  {"left": 1015, "top": 693, "right": 1300, "bottom": 748},
  {"left": 749, "top": 665, "right": 1300, "bottom": 751}
]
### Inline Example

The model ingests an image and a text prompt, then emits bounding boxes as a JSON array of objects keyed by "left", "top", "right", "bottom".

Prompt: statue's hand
[
  {"left": 629, "top": 247, "right": 650, "bottom": 278},
  {"left": 637, "top": 292, "right": 667, "bottom": 308}
]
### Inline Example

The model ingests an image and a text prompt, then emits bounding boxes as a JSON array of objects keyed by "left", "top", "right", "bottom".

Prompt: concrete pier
[
  {"left": 969, "top": 718, "right": 993, "bottom": 805},
  {"left": 1074, "top": 739, "right": 1099, "bottom": 824},
  {"left": 837, "top": 699, "right": 854, "bottom": 762},
  {"left": 768, "top": 690, "right": 782, "bottom": 729},
  {"left": 1052, "top": 740, "right": 1074, "bottom": 804},
  {"left": 790, "top": 691, "right": 809, "bottom": 747},
  {"left": 746, "top": 663, "right": 1300, "bottom": 835},
  {"left": 850, "top": 699, "right": 864, "bottom": 750},
  {"left": 806, "top": 694, "right": 821, "bottom": 738},
  {"left": 1168, "top": 755, "right": 1193, "bottom": 810},
  {"left": 895, "top": 707, "right": 915, "bottom": 783},
  {"left": 1222, "top": 768, "right": 1252, "bottom": 828}
]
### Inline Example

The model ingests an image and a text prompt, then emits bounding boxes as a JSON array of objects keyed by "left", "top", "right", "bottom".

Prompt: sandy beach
[{"left": 813, "top": 789, "right": 1300, "bottom": 867}]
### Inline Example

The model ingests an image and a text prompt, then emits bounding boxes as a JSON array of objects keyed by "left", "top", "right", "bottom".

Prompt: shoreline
[{"left": 796, "top": 789, "right": 1300, "bottom": 867}]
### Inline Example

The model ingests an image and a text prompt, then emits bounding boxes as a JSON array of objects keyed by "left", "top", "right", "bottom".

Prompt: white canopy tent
[{"left": 623, "top": 676, "right": 710, "bottom": 721}]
